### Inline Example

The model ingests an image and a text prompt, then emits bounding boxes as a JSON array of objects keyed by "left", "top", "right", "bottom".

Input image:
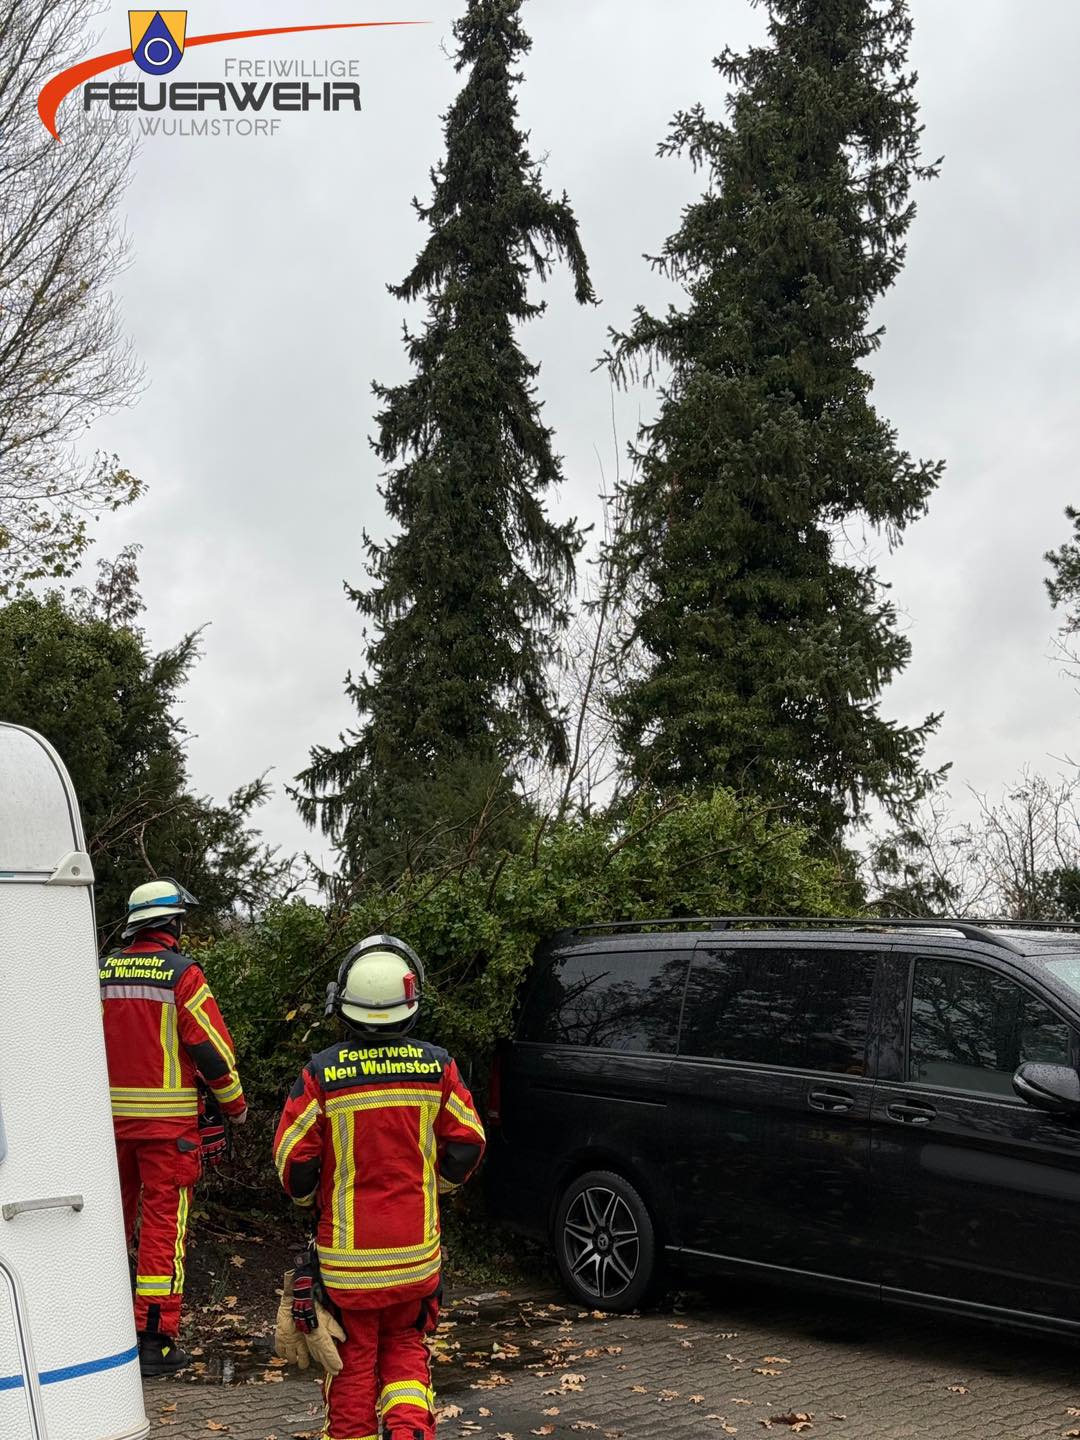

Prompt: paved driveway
[{"left": 149, "top": 1284, "right": 1080, "bottom": 1439}]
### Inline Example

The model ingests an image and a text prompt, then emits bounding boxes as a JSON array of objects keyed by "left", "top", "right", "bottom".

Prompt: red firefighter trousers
[
  {"left": 116, "top": 1134, "right": 201, "bottom": 1338},
  {"left": 324, "top": 1288, "right": 440, "bottom": 1440}
]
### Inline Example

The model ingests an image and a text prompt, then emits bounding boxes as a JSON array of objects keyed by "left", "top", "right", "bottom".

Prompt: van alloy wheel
[{"left": 562, "top": 1185, "right": 641, "bottom": 1301}]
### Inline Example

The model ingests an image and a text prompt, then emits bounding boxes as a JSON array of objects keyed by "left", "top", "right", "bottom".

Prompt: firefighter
[
  {"left": 273, "top": 934, "right": 486, "bottom": 1440},
  {"left": 100, "top": 879, "right": 248, "bottom": 1377}
]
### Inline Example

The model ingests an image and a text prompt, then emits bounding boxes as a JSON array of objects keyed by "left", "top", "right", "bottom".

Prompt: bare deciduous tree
[
  {"left": 868, "top": 772, "right": 1080, "bottom": 922},
  {"left": 523, "top": 407, "right": 647, "bottom": 824},
  {"left": 0, "top": 0, "right": 142, "bottom": 595}
]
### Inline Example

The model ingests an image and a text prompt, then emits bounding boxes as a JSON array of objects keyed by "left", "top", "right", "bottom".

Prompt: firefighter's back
[
  {"left": 0, "top": 723, "right": 149, "bottom": 1440},
  {"left": 307, "top": 1035, "right": 452, "bottom": 1303}
]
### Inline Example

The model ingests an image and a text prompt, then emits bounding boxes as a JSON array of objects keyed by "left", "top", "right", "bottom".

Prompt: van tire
[{"left": 554, "top": 1170, "right": 656, "bottom": 1312}]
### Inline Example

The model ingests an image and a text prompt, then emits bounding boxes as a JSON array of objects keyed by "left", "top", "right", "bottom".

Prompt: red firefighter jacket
[
  {"left": 273, "top": 1036, "right": 486, "bottom": 1306},
  {"left": 100, "top": 930, "right": 246, "bottom": 1138}
]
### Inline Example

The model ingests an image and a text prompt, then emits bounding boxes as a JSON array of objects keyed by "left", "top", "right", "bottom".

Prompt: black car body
[{"left": 485, "top": 917, "right": 1080, "bottom": 1333}]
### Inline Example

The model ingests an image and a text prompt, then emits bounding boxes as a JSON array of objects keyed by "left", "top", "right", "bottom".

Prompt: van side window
[
  {"left": 520, "top": 948, "right": 688, "bottom": 1053},
  {"left": 909, "top": 958, "right": 1072, "bottom": 1097},
  {"left": 680, "top": 947, "right": 877, "bottom": 1076}
]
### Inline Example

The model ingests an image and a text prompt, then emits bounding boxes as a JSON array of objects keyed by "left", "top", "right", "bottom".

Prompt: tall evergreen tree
[
  {"left": 610, "top": 0, "right": 945, "bottom": 843},
  {"left": 296, "top": 0, "right": 594, "bottom": 880}
]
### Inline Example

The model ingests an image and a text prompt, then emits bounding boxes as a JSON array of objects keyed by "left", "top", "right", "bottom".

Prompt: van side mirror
[{"left": 1013, "top": 1062, "right": 1080, "bottom": 1114}]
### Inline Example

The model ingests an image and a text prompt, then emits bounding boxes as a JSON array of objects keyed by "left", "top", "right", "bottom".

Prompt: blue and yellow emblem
[{"left": 129, "top": 11, "right": 187, "bottom": 75}]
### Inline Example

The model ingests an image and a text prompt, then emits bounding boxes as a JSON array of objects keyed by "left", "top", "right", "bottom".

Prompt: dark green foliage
[
  {"left": 295, "top": 0, "right": 594, "bottom": 884},
  {"left": 0, "top": 578, "right": 290, "bottom": 943},
  {"left": 1046, "top": 506, "right": 1080, "bottom": 629},
  {"left": 865, "top": 825, "right": 960, "bottom": 918},
  {"left": 200, "top": 786, "right": 856, "bottom": 1131},
  {"left": 609, "top": 0, "right": 945, "bottom": 843}
]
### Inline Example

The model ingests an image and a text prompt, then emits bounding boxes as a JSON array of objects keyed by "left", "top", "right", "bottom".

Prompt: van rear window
[{"left": 520, "top": 948, "right": 689, "bottom": 1053}]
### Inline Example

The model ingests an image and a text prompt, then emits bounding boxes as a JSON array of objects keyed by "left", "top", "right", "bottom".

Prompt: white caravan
[{"left": 0, "top": 723, "right": 148, "bottom": 1440}]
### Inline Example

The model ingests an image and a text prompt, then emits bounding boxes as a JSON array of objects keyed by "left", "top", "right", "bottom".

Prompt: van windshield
[{"left": 1044, "top": 955, "right": 1080, "bottom": 1001}]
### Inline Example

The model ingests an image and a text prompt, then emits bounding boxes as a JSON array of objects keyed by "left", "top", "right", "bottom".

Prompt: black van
[{"left": 484, "top": 916, "right": 1080, "bottom": 1334}]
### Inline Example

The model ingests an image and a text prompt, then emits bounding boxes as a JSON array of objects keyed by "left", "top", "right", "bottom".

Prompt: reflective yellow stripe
[
  {"left": 318, "top": 1255, "right": 441, "bottom": 1290},
  {"left": 420, "top": 1105, "right": 437, "bottom": 1241},
  {"left": 319, "top": 1255, "right": 439, "bottom": 1279},
  {"left": 110, "top": 1086, "right": 198, "bottom": 1118},
  {"left": 438, "top": 1177, "right": 460, "bottom": 1196},
  {"left": 446, "top": 1092, "right": 485, "bottom": 1140},
  {"left": 160, "top": 1005, "right": 180, "bottom": 1089},
  {"left": 135, "top": 1275, "right": 172, "bottom": 1296},
  {"left": 172, "top": 1187, "right": 190, "bottom": 1294},
  {"left": 378, "top": 1380, "right": 435, "bottom": 1415},
  {"left": 187, "top": 987, "right": 236, "bottom": 1068},
  {"left": 273, "top": 1098, "right": 320, "bottom": 1180},
  {"left": 317, "top": 1237, "right": 439, "bottom": 1265},
  {"left": 332, "top": 1110, "right": 352, "bottom": 1251},
  {"left": 212, "top": 1074, "right": 244, "bottom": 1104},
  {"left": 324, "top": 1088, "right": 440, "bottom": 1116},
  {"left": 111, "top": 1107, "right": 198, "bottom": 1118}
]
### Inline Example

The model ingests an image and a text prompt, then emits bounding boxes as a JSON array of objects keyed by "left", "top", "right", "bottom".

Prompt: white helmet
[
  {"left": 123, "top": 878, "right": 198, "bottom": 938},
  {"left": 328, "top": 934, "right": 425, "bottom": 1033}
]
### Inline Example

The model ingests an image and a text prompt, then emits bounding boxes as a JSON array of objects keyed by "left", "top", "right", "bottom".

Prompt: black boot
[{"left": 138, "top": 1332, "right": 191, "bottom": 1377}]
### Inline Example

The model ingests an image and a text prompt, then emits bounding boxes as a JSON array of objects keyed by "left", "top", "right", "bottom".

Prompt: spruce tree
[
  {"left": 296, "top": 0, "right": 593, "bottom": 880},
  {"left": 610, "top": 0, "right": 945, "bottom": 843}
]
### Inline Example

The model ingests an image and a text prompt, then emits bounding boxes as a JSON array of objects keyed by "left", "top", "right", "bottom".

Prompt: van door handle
[
  {"left": 886, "top": 1101, "right": 936, "bottom": 1126},
  {"left": 808, "top": 1089, "right": 855, "bottom": 1113},
  {"left": 2, "top": 1194, "right": 84, "bottom": 1221}
]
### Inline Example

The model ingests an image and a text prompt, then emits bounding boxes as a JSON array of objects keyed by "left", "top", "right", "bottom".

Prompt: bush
[{"left": 195, "top": 787, "right": 855, "bottom": 1131}]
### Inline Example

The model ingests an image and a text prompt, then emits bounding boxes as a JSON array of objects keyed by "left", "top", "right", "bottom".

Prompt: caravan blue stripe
[{"left": 0, "top": 1344, "right": 138, "bottom": 1391}]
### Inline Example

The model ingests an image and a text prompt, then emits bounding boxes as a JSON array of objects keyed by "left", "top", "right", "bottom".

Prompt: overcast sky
[{"left": 69, "top": 0, "right": 1080, "bottom": 872}]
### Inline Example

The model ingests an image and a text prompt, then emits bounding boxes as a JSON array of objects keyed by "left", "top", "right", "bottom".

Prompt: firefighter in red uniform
[
  {"left": 100, "top": 879, "right": 248, "bottom": 1376},
  {"left": 273, "top": 934, "right": 486, "bottom": 1440}
]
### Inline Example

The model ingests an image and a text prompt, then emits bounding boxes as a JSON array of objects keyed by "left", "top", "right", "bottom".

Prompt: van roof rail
[{"left": 562, "top": 915, "right": 1033, "bottom": 953}]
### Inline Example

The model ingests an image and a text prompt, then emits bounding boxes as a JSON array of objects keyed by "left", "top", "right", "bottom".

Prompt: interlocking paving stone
[{"left": 151, "top": 1285, "right": 1080, "bottom": 1439}]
